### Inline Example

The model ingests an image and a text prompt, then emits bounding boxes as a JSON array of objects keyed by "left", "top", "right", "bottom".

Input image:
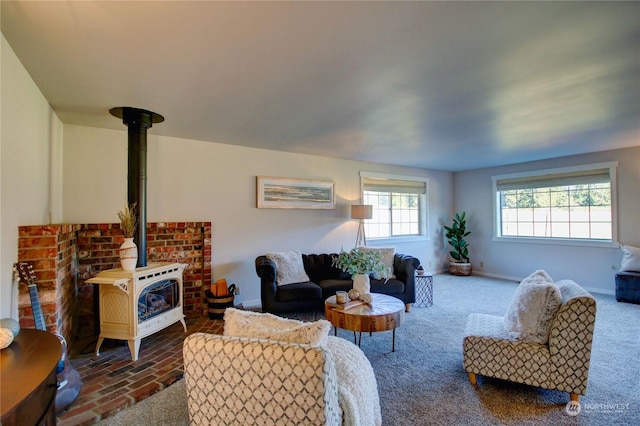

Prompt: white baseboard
[
  {"left": 471, "top": 271, "right": 521, "bottom": 283},
  {"left": 472, "top": 271, "right": 615, "bottom": 296},
  {"left": 581, "top": 286, "right": 614, "bottom": 296},
  {"left": 240, "top": 298, "right": 261, "bottom": 309}
]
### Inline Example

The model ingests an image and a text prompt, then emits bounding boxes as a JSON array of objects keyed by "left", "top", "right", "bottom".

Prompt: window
[
  {"left": 493, "top": 162, "right": 618, "bottom": 246},
  {"left": 360, "top": 172, "right": 428, "bottom": 242}
]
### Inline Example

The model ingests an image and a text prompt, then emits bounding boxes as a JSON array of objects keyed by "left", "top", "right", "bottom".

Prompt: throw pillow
[
  {"left": 620, "top": 245, "right": 640, "bottom": 272},
  {"left": 358, "top": 246, "right": 396, "bottom": 279},
  {"left": 223, "top": 308, "right": 331, "bottom": 347},
  {"left": 265, "top": 250, "right": 310, "bottom": 286},
  {"left": 503, "top": 270, "right": 562, "bottom": 344}
]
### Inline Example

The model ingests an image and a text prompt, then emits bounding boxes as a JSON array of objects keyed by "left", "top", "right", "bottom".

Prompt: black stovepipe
[{"left": 110, "top": 106, "right": 164, "bottom": 267}]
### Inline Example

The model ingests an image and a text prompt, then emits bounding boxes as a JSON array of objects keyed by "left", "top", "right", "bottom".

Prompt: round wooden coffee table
[
  {"left": 324, "top": 293, "right": 405, "bottom": 352},
  {"left": 1, "top": 329, "right": 61, "bottom": 426}
]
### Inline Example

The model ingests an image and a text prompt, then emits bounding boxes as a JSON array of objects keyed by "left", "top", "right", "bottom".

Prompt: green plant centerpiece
[
  {"left": 117, "top": 202, "right": 138, "bottom": 238},
  {"left": 444, "top": 211, "right": 472, "bottom": 276},
  {"left": 332, "top": 248, "right": 390, "bottom": 297}
]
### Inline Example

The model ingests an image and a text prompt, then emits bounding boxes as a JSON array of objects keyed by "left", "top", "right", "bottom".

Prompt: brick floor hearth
[{"left": 57, "top": 315, "right": 223, "bottom": 426}]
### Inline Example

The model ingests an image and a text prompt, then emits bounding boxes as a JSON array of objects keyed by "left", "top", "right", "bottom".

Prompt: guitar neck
[{"left": 28, "top": 284, "right": 47, "bottom": 331}]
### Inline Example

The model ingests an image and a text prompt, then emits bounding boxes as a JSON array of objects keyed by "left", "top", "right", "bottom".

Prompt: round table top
[
  {"left": 325, "top": 293, "right": 405, "bottom": 334},
  {"left": 325, "top": 293, "right": 404, "bottom": 317},
  {"left": 1, "top": 328, "right": 61, "bottom": 419}
]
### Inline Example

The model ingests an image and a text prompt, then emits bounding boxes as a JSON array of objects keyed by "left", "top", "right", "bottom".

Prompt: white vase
[
  {"left": 120, "top": 237, "right": 138, "bottom": 271},
  {"left": 353, "top": 273, "right": 371, "bottom": 295}
]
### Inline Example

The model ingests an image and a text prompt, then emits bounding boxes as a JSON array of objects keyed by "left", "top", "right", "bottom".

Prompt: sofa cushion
[
  {"left": 223, "top": 307, "right": 331, "bottom": 346},
  {"left": 266, "top": 250, "right": 311, "bottom": 285},
  {"left": 503, "top": 270, "right": 562, "bottom": 344},
  {"left": 318, "top": 279, "right": 353, "bottom": 299},
  {"left": 317, "top": 278, "right": 406, "bottom": 299},
  {"left": 615, "top": 272, "right": 640, "bottom": 304},
  {"left": 620, "top": 245, "right": 640, "bottom": 272},
  {"left": 303, "top": 254, "right": 351, "bottom": 283},
  {"left": 370, "top": 278, "right": 405, "bottom": 295},
  {"left": 358, "top": 246, "right": 396, "bottom": 278},
  {"left": 275, "top": 281, "right": 322, "bottom": 303}
]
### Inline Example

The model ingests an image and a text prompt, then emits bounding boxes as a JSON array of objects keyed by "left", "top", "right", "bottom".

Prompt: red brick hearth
[
  {"left": 57, "top": 315, "right": 223, "bottom": 426},
  {"left": 17, "top": 222, "right": 212, "bottom": 353}
]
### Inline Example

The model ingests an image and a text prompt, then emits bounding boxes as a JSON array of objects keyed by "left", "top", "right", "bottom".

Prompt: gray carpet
[{"left": 97, "top": 274, "right": 640, "bottom": 425}]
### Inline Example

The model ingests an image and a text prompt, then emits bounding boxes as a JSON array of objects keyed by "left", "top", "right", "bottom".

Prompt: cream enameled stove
[{"left": 87, "top": 262, "right": 187, "bottom": 361}]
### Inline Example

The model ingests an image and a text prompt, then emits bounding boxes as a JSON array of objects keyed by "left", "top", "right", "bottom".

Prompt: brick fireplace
[{"left": 17, "top": 221, "right": 212, "bottom": 353}]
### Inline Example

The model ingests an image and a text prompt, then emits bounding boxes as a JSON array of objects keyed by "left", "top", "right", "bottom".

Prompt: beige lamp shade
[
  {"left": 351, "top": 204, "right": 372, "bottom": 247},
  {"left": 351, "top": 204, "right": 373, "bottom": 220}
]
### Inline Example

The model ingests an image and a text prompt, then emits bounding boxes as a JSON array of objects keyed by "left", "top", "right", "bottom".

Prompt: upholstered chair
[
  {"left": 184, "top": 333, "right": 340, "bottom": 425},
  {"left": 183, "top": 308, "right": 382, "bottom": 425},
  {"left": 463, "top": 279, "right": 596, "bottom": 402}
]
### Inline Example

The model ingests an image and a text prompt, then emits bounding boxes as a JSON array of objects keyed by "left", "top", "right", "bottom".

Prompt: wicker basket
[
  {"left": 449, "top": 262, "right": 472, "bottom": 276},
  {"left": 205, "top": 290, "right": 234, "bottom": 319}
]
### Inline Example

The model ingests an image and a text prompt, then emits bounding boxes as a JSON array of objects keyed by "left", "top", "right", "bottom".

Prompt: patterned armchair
[
  {"left": 183, "top": 332, "right": 381, "bottom": 425},
  {"left": 462, "top": 280, "right": 596, "bottom": 402}
]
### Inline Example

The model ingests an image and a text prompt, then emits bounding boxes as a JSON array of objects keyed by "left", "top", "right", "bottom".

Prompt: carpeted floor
[{"left": 97, "top": 274, "right": 640, "bottom": 425}]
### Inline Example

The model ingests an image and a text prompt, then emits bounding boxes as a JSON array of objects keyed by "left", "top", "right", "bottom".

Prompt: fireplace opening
[{"left": 138, "top": 279, "right": 179, "bottom": 322}]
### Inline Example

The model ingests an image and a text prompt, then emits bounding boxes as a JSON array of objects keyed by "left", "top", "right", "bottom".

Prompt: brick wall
[
  {"left": 18, "top": 224, "right": 80, "bottom": 341},
  {"left": 17, "top": 222, "right": 212, "bottom": 351}
]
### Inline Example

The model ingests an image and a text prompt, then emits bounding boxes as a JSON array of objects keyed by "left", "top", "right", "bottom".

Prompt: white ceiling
[{"left": 2, "top": 1, "right": 639, "bottom": 172}]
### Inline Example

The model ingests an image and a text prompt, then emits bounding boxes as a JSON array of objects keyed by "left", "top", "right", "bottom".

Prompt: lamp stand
[{"left": 355, "top": 220, "right": 367, "bottom": 248}]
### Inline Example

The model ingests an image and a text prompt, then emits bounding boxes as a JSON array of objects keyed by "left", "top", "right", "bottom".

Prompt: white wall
[
  {"left": 6, "top": 28, "right": 635, "bottom": 312},
  {"left": 0, "top": 35, "right": 63, "bottom": 318},
  {"left": 453, "top": 146, "right": 640, "bottom": 295},
  {"left": 1, "top": 26, "right": 451, "bottom": 312},
  {"left": 62, "top": 124, "right": 453, "bottom": 306}
]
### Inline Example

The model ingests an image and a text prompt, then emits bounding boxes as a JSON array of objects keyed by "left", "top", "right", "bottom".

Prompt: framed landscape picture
[{"left": 257, "top": 176, "right": 335, "bottom": 209}]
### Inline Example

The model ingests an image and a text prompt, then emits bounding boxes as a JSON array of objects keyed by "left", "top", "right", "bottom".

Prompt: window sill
[
  {"left": 367, "top": 235, "right": 428, "bottom": 245},
  {"left": 492, "top": 236, "right": 619, "bottom": 248}
]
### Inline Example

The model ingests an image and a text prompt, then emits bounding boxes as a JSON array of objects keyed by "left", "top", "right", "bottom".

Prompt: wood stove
[
  {"left": 84, "top": 107, "right": 190, "bottom": 361},
  {"left": 87, "top": 262, "right": 187, "bottom": 361}
]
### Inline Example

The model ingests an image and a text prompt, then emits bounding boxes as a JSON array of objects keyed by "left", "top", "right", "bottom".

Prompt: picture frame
[{"left": 257, "top": 176, "right": 335, "bottom": 209}]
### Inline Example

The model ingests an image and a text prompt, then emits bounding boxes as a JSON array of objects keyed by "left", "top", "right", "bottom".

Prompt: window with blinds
[
  {"left": 360, "top": 172, "right": 428, "bottom": 241},
  {"left": 492, "top": 162, "right": 617, "bottom": 242}
]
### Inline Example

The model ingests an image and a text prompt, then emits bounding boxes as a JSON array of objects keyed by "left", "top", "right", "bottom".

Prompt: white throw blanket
[{"left": 325, "top": 336, "right": 382, "bottom": 426}]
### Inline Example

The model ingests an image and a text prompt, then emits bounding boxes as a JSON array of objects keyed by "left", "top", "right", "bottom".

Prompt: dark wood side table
[{"left": 1, "top": 328, "right": 61, "bottom": 426}]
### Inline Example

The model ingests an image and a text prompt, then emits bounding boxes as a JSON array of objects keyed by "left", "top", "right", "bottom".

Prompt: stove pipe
[{"left": 109, "top": 107, "right": 164, "bottom": 268}]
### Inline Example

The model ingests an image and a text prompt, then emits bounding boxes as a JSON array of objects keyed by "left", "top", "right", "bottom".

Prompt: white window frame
[
  {"left": 360, "top": 171, "right": 429, "bottom": 244},
  {"left": 492, "top": 162, "right": 619, "bottom": 248}
]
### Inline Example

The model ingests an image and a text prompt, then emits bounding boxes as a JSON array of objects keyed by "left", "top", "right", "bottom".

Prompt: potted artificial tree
[
  {"left": 332, "top": 248, "right": 390, "bottom": 296},
  {"left": 444, "top": 211, "right": 472, "bottom": 276}
]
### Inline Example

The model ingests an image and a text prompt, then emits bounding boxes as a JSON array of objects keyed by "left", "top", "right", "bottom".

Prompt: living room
[{"left": 1, "top": 1, "right": 639, "bottom": 425}]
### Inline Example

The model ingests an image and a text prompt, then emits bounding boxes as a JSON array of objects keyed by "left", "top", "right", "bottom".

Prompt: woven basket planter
[
  {"left": 205, "top": 290, "right": 234, "bottom": 319},
  {"left": 449, "top": 262, "right": 472, "bottom": 276}
]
